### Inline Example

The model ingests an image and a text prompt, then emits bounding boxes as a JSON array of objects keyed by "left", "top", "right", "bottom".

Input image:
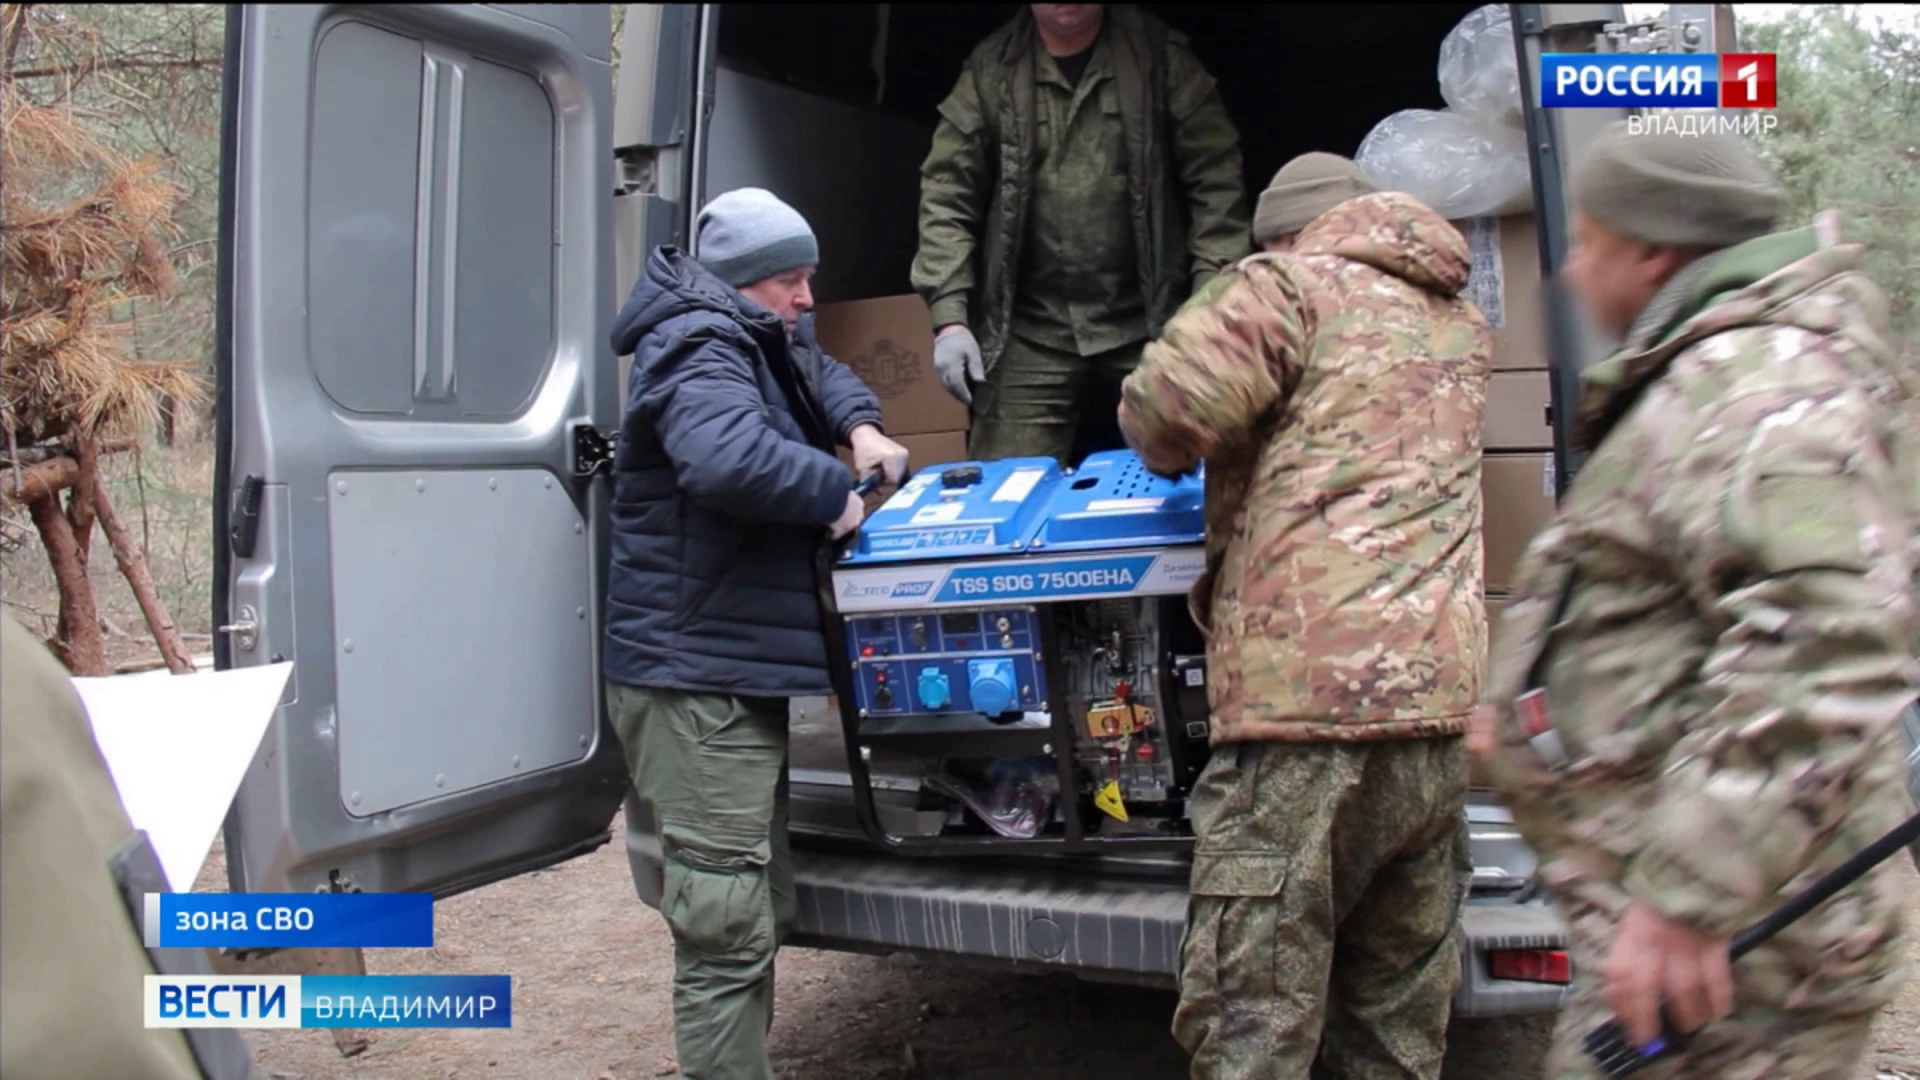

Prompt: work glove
[
  {"left": 848, "top": 424, "right": 911, "bottom": 485},
  {"left": 829, "top": 490, "right": 867, "bottom": 540},
  {"left": 933, "top": 325, "right": 985, "bottom": 406}
]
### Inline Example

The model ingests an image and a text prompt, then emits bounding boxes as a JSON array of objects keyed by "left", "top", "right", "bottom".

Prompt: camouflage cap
[
  {"left": 1253, "top": 152, "right": 1378, "bottom": 244},
  {"left": 1571, "top": 120, "right": 1785, "bottom": 249}
]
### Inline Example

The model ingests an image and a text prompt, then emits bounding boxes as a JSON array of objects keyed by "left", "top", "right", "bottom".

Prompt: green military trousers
[
  {"left": 968, "top": 335, "right": 1145, "bottom": 466},
  {"left": 1174, "top": 736, "right": 1472, "bottom": 1080},
  {"left": 607, "top": 683, "right": 796, "bottom": 1080}
]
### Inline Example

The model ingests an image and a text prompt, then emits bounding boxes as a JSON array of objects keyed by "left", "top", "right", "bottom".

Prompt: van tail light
[{"left": 1489, "top": 948, "right": 1570, "bottom": 984}]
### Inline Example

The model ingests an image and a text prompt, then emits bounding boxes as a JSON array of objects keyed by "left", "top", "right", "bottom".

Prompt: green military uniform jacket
[
  {"left": 911, "top": 4, "right": 1251, "bottom": 373},
  {"left": 0, "top": 614, "right": 255, "bottom": 1079},
  {"left": 1481, "top": 228, "right": 1920, "bottom": 1005}
]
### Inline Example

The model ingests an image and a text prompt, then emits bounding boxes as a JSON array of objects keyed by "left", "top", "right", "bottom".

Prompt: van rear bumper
[{"left": 626, "top": 824, "right": 1569, "bottom": 1018}]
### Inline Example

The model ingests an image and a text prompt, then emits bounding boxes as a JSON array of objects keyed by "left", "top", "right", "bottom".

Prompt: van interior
[
  {"left": 704, "top": 2, "right": 1486, "bottom": 304},
  {"left": 701, "top": 3, "right": 1493, "bottom": 839}
]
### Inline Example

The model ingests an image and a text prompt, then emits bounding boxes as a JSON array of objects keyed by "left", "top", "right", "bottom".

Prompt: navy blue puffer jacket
[{"left": 604, "top": 247, "right": 883, "bottom": 696}]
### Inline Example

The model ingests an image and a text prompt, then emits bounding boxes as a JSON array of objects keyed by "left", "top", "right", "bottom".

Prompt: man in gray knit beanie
[
  {"left": 694, "top": 186, "right": 822, "bottom": 296},
  {"left": 1473, "top": 121, "right": 1917, "bottom": 1079},
  {"left": 604, "top": 185, "right": 910, "bottom": 1080}
]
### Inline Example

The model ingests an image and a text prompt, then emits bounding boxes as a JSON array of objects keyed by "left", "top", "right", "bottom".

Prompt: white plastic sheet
[
  {"left": 1439, "top": 3, "right": 1522, "bottom": 128},
  {"left": 71, "top": 662, "right": 292, "bottom": 892},
  {"left": 1356, "top": 109, "right": 1533, "bottom": 220},
  {"left": 1355, "top": 4, "right": 1533, "bottom": 221}
]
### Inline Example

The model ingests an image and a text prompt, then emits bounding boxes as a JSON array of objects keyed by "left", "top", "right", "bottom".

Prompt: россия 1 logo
[{"left": 1540, "top": 53, "right": 1776, "bottom": 109}]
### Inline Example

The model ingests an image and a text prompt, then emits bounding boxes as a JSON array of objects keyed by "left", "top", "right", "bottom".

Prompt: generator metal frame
[{"left": 820, "top": 461, "right": 1212, "bottom": 857}]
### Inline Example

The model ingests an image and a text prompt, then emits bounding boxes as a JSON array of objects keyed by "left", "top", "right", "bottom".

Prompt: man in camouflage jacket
[
  {"left": 1473, "top": 122, "right": 1920, "bottom": 1078},
  {"left": 1119, "top": 187, "right": 1491, "bottom": 1078},
  {"left": 911, "top": 3, "right": 1250, "bottom": 467}
]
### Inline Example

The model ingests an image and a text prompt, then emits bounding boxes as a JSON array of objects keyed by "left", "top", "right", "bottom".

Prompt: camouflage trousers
[
  {"left": 1542, "top": 880, "right": 1898, "bottom": 1080},
  {"left": 606, "top": 683, "right": 797, "bottom": 1080},
  {"left": 1174, "top": 736, "right": 1472, "bottom": 1080},
  {"left": 968, "top": 333, "right": 1144, "bottom": 467}
]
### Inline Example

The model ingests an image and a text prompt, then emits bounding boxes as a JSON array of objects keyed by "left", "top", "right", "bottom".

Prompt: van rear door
[
  {"left": 1511, "top": 2, "right": 1630, "bottom": 488},
  {"left": 213, "top": 3, "right": 635, "bottom": 897}
]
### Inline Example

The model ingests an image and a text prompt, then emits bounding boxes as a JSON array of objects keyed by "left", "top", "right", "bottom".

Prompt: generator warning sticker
[
  {"left": 909, "top": 501, "right": 966, "bottom": 525},
  {"left": 991, "top": 468, "right": 1048, "bottom": 504}
]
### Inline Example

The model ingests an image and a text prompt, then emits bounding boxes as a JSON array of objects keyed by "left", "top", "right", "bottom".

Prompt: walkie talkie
[{"left": 1583, "top": 807, "right": 1920, "bottom": 1076}]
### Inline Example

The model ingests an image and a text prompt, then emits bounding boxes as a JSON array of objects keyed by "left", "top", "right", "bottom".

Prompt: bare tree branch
[{"left": 9, "top": 55, "right": 217, "bottom": 80}]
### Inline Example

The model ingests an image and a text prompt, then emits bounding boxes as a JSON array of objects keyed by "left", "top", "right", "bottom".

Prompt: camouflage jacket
[
  {"left": 1119, "top": 191, "right": 1492, "bottom": 744},
  {"left": 909, "top": 5, "right": 1251, "bottom": 373},
  {"left": 1481, "top": 226, "right": 1920, "bottom": 967}
]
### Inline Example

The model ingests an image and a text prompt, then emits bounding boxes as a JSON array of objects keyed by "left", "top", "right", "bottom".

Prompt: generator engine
[{"left": 827, "top": 451, "right": 1214, "bottom": 851}]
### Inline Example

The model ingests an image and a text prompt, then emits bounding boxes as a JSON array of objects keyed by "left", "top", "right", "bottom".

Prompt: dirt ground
[{"left": 197, "top": 817, "right": 1920, "bottom": 1080}]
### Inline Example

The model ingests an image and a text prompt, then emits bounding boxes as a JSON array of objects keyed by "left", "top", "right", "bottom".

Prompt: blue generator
[{"left": 824, "top": 449, "right": 1215, "bottom": 853}]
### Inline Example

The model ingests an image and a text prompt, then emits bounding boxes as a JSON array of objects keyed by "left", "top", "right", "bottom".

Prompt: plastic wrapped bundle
[
  {"left": 1355, "top": 109, "right": 1533, "bottom": 220},
  {"left": 1439, "top": 3, "right": 1523, "bottom": 128},
  {"left": 1354, "top": 4, "right": 1533, "bottom": 220}
]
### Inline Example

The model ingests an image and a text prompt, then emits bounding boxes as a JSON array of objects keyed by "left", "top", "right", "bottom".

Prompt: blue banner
[
  {"left": 149, "top": 892, "right": 434, "bottom": 949},
  {"left": 302, "top": 975, "right": 512, "bottom": 1028},
  {"left": 1540, "top": 53, "right": 1718, "bottom": 108},
  {"left": 145, "top": 975, "right": 510, "bottom": 1029}
]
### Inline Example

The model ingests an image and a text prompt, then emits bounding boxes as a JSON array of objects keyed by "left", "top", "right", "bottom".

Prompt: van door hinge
[{"left": 571, "top": 423, "right": 616, "bottom": 479}]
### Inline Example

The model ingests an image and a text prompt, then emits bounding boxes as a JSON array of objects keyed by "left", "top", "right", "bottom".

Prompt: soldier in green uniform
[
  {"left": 0, "top": 612, "right": 256, "bottom": 1080},
  {"left": 1472, "top": 123, "right": 1920, "bottom": 1078},
  {"left": 912, "top": 3, "right": 1251, "bottom": 466}
]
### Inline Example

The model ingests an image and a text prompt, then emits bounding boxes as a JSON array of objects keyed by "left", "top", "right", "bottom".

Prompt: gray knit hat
[
  {"left": 1571, "top": 120, "right": 1784, "bottom": 249},
  {"left": 1253, "top": 153, "right": 1378, "bottom": 243},
  {"left": 694, "top": 187, "right": 820, "bottom": 288}
]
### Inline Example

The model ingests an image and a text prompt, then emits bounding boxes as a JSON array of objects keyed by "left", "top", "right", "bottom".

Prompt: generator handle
[{"left": 829, "top": 470, "right": 892, "bottom": 565}]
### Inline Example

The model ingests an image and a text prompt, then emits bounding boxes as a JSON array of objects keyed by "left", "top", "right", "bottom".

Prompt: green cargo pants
[
  {"left": 1174, "top": 736, "right": 1473, "bottom": 1080},
  {"left": 968, "top": 335, "right": 1145, "bottom": 466},
  {"left": 607, "top": 683, "right": 796, "bottom": 1080}
]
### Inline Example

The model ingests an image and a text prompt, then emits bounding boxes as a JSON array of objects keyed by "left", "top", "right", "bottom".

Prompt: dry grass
[{"left": 0, "top": 428, "right": 215, "bottom": 668}]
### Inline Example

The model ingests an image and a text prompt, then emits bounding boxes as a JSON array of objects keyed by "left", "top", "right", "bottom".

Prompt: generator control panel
[{"left": 844, "top": 606, "right": 1049, "bottom": 719}]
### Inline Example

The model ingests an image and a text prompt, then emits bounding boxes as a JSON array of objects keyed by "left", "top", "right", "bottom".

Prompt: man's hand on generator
[
  {"left": 849, "top": 424, "right": 911, "bottom": 485},
  {"left": 830, "top": 491, "right": 867, "bottom": 540}
]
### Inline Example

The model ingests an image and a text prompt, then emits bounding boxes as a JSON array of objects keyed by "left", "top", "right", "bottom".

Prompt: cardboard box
[
  {"left": 1482, "top": 452, "right": 1558, "bottom": 593},
  {"left": 1454, "top": 213, "right": 1546, "bottom": 372},
  {"left": 814, "top": 295, "right": 969, "bottom": 438},
  {"left": 838, "top": 430, "right": 970, "bottom": 483},
  {"left": 1485, "top": 370, "right": 1554, "bottom": 452}
]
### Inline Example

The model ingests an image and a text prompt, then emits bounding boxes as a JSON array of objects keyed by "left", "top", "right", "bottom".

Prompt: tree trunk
[
  {"left": 25, "top": 492, "right": 108, "bottom": 675},
  {"left": 1, "top": 454, "right": 79, "bottom": 504},
  {"left": 67, "top": 438, "right": 100, "bottom": 571},
  {"left": 91, "top": 471, "right": 195, "bottom": 674}
]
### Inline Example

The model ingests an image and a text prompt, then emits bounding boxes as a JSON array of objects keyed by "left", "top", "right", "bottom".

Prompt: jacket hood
[
  {"left": 1573, "top": 223, "right": 1907, "bottom": 449},
  {"left": 1290, "top": 191, "right": 1472, "bottom": 298},
  {"left": 610, "top": 247, "right": 792, "bottom": 357}
]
